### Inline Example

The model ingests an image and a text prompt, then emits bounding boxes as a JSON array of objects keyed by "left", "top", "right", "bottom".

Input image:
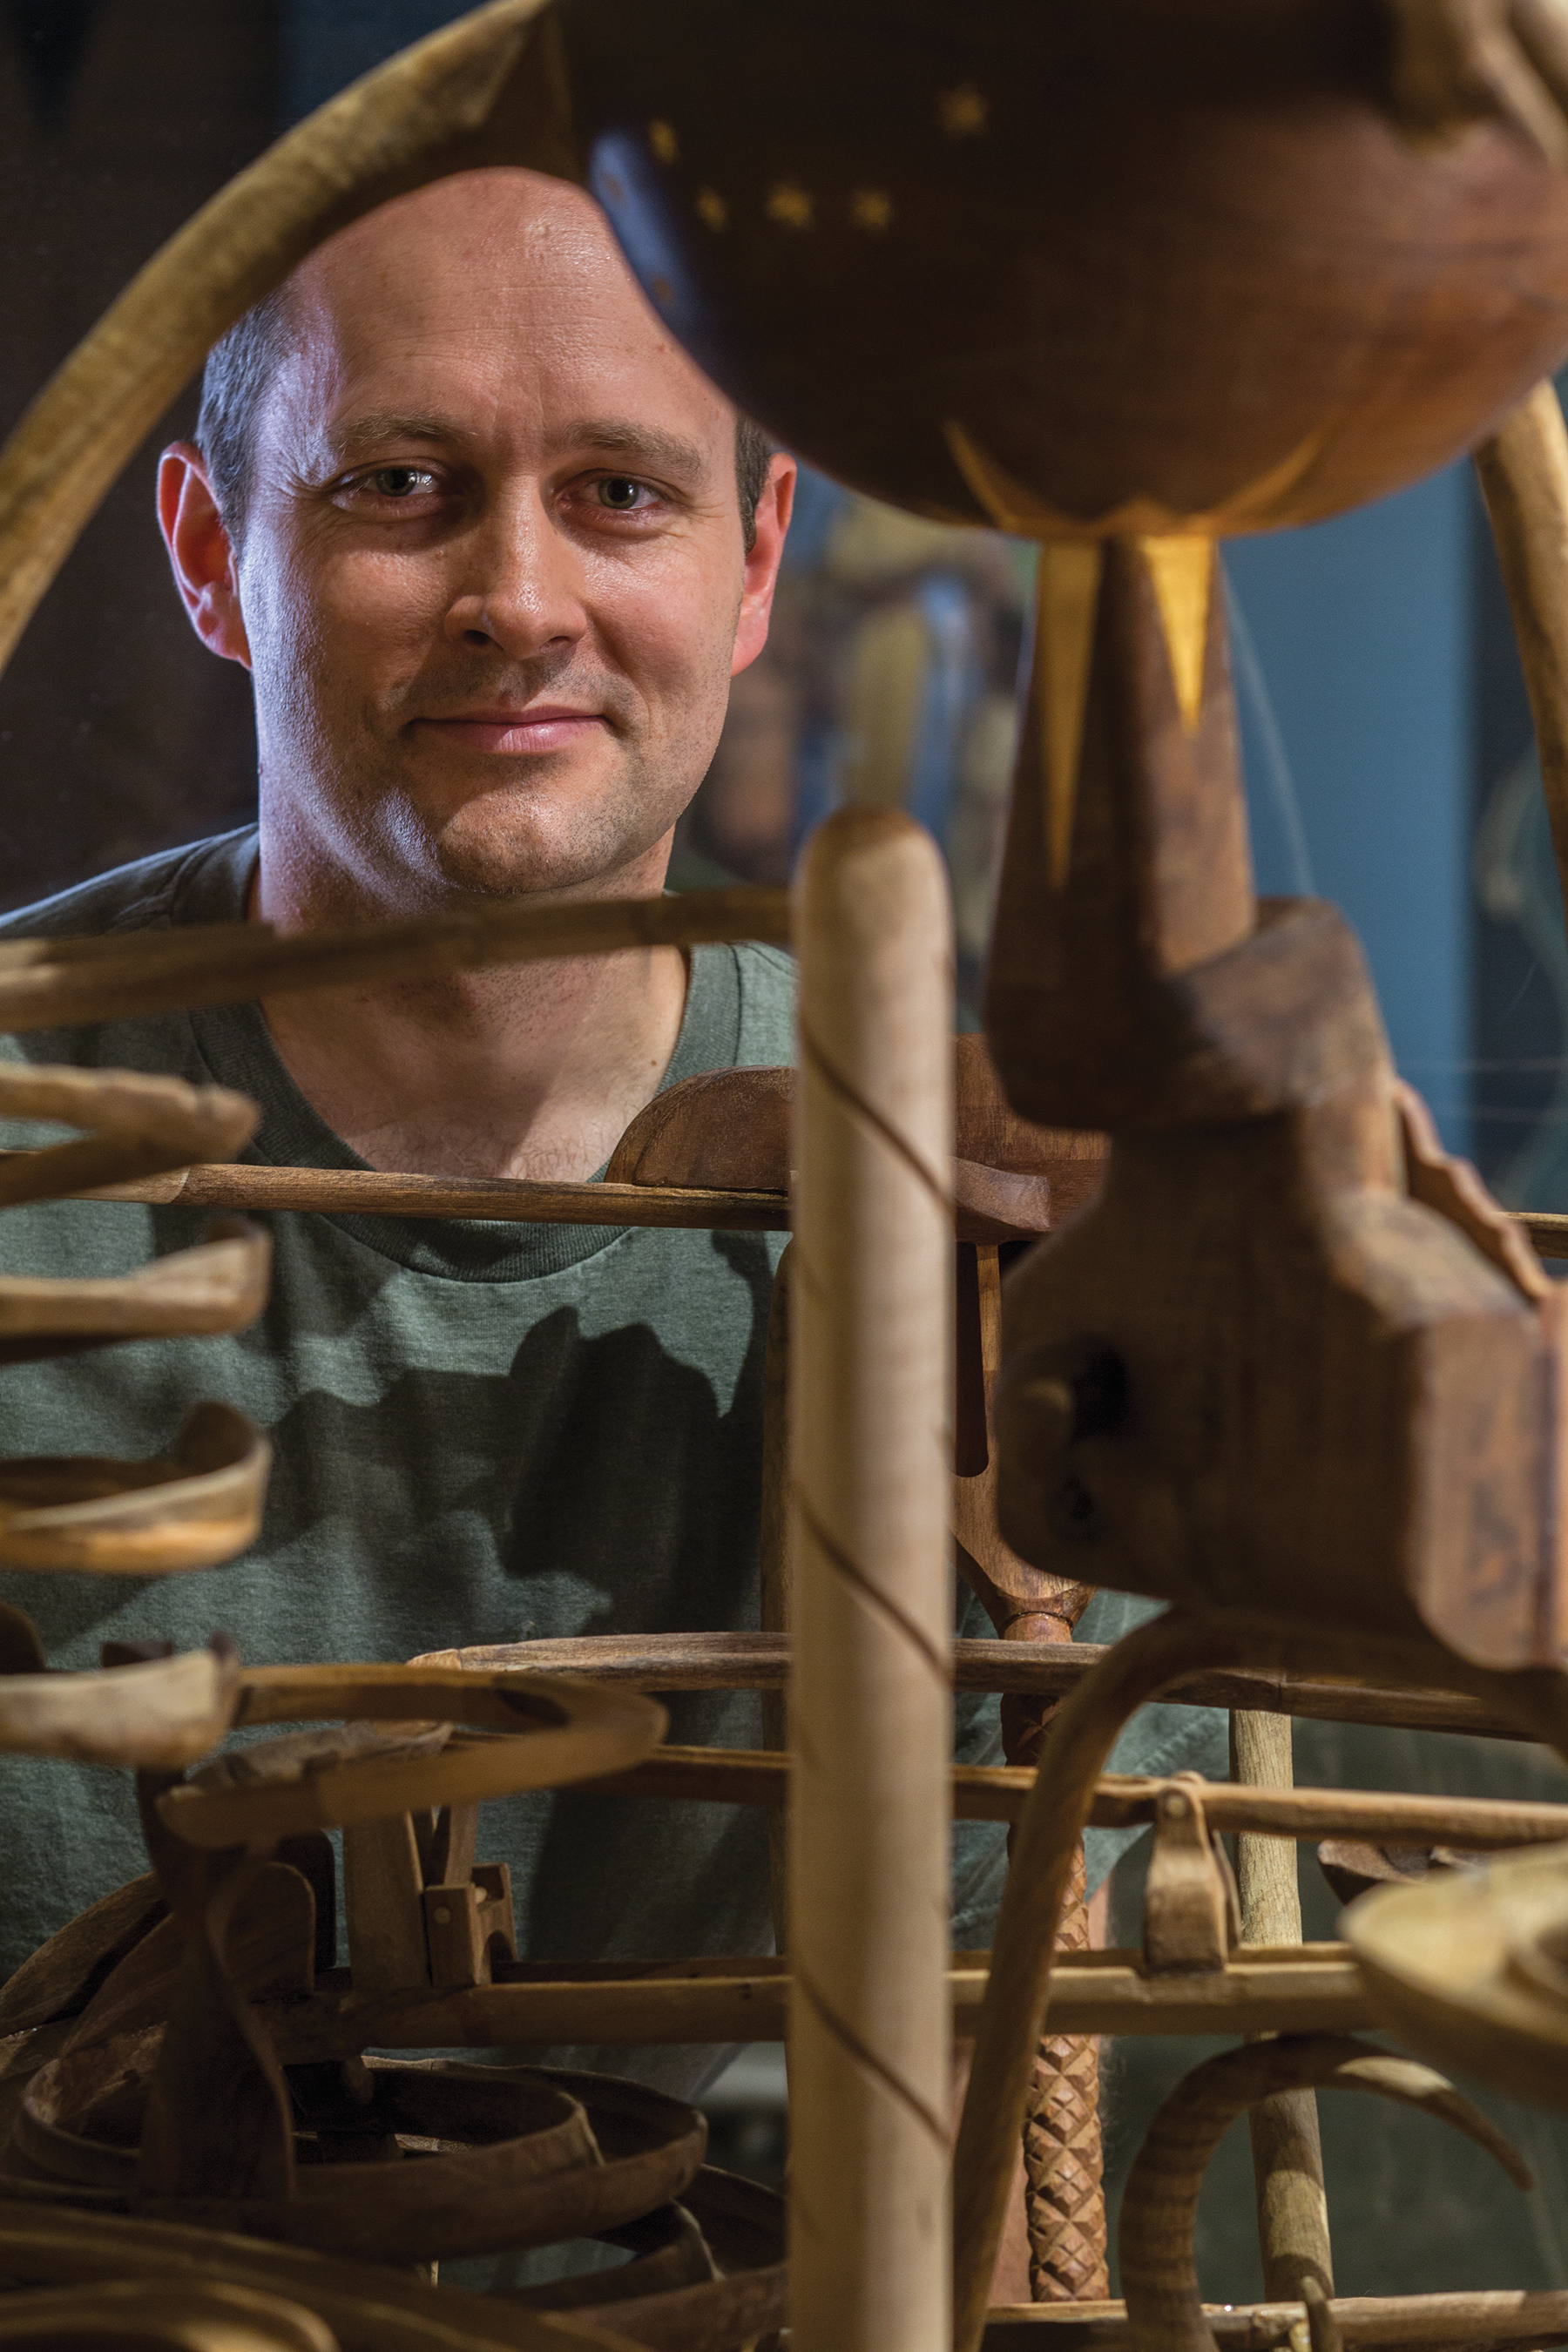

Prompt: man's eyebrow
[
  {"left": 321, "top": 413, "right": 713, "bottom": 480},
  {"left": 552, "top": 420, "right": 710, "bottom": 478},
  {"left": 327, "top": 412, "right": 468, "bottom": 463}
]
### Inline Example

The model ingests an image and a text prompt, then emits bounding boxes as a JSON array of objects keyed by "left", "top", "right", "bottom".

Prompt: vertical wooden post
[
  {"left": 1231, "top": 1708, "right": 1334, "bottom": 2300},
  {"left": 760, "top": 1243, "right": 793, "bottom": 1950},
  {"left": 790, "top": 807, "right": 955, "bottom": 2352}
]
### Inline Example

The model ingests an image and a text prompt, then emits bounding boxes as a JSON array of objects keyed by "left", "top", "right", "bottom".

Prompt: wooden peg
[
  {"left": 1141, "top": 1781, "right": 1238, "bottom": 1976},
  {"left": 422, "top": 1865, "right": 517, "bottom": 1994}
]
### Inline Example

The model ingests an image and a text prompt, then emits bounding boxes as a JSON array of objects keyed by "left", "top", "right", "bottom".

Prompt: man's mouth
[{"left": 413, "top": 706, "right": 608, "bottom": 755}]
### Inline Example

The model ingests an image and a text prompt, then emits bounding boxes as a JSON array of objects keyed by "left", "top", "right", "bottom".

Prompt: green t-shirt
[{"left": 0, "top": 828, "right": 1222, "bottom": 2095}]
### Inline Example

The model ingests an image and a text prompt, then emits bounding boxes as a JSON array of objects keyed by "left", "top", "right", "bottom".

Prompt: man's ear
[
  {"left": 157, "top": 443, "right": 252, "bottom": 671},
  {"left": 731, "top": 451, "right": 798, "bottom": 679}
]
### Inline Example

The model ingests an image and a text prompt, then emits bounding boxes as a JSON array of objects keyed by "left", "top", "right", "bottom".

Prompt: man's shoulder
[
  {"left": 0, "top": 828, "right": 257, "bottom": 943},
  {"left": 732, "top": 940, "right": 794, "bottom": 1070}
]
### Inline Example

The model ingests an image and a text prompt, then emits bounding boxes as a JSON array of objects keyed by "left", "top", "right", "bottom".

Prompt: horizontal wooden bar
[
  {"left": 1522, "top": 1211, "right": 1568, "bottom": 1260},
  {"left": 256, "top": 1943, "right": 1373, "bottom": 2056},
  {"left": 24, "top": 1159, "right": 1031, "bottom": 1245},
  {"left": 0, "top": 886, "right": 790, "bottom": 1033},
  {"left": 574, "top": 1743, "right": 1568, "bottom": 1849},
  {"left": 415, "top": 1627, "right": 1531, "bottom": 1740},
  {"left": 983, "top": 2291, "right": 1568, "bottom": 2349},
  {"left": 65, "top": 1159, "right": 790, "bottom": 1233}
]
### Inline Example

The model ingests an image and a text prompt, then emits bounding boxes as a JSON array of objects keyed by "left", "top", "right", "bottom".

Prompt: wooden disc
[
  {"left": 159, "top": 1666, "right": 666, "bottom": 1842},
  {"left": 563, "top": 0, "right": 1568, "bottom": 533},
  {"left": 1347, "top": 1841, "right": 1568, "bottom": 2108}
]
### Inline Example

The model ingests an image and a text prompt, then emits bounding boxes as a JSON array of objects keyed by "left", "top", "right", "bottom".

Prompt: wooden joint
[
  {"left": 1142, "top": 1779, "right": 1240, "bottom": 1974},
  {"left": 422, "top": 1863, "right": 517, "bottom": 1992}
]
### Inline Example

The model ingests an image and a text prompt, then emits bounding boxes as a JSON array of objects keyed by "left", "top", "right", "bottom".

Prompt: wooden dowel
[
  {"left": 1519, "top": 1211, "right": 1568, "bottom": 1260},
  {"left": 759, "top": 1245, "right": 793, "bottom": 1950},
  {"left": 423, "top": 1629, "right": 1538, "bottom": 1740},
  {"left": 1474, "top": 381, "right": 1568, "bottom": 928},
  {"left": 47, "top": 1158, "right": 792, "bottom": 1232},
  {"left": 238, "top": 1947, "right": 1374, "bottom": 2059},
  {"left": 0, "top": 887, "right": 789, "bottom": 1035},
  {"left": 981, "top": 2293, "right": 1568, "bottom": 2350},
  {"left": 1231, "top": 1711, "right": 1333, "bottom": 2302},
  {"left": 564, "top": 1740, "right": 1568, "bottom": 1848},
  {"left": 790, "top": 809, "right": 954, "bottom": 2352}
]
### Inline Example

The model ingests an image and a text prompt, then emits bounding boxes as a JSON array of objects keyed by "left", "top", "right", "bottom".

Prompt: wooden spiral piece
[
  {"left": 1118, "top": 2035, "right": 1531, "bottom": 2352},
  {"left": 789, "top": 808, "right": 954, "bottom": 2352}
]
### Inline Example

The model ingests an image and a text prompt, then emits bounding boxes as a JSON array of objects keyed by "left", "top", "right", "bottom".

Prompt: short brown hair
[{"left": 196, "top": 288, "right": 775, "bottom": 552}]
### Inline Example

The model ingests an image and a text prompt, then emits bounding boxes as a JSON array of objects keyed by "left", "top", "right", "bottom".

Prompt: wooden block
[
  {"left": 422, "top": 1865, "right": 516, "bottom": 1993},
  {"left": 342, "top": 1815, "right": 429, "bottom": 1998}
]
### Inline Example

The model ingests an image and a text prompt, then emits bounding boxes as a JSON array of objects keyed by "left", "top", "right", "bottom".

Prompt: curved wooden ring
[
  {"left": 0, "top": 2204, "right": 632, "bottom": 2351},
  {"left": 522, "top": 2166, "right": 787, "bottom": 2352},
  {"left": 0, "top": 0, "right": 563, "bottom": 684},
  {"left": 0, "top": 1402, "right": 269, "bottom": 1574},
  {"left": 0, "top": 1221, "right": 270, "bottom": 1363},
  {"left": 159, "top": 1666, "right": 667, "bottom": 1841},
  {"left": 1348, "top": 1841, "right": 1568, "bottom": 2108},
  {"left": 0, "top": 1647, "right": 237, "bottom": 1773},
  {"left": 0, "top": 1063, "right": 258, "bottom": 1214},
  {"left": 1118, "top": 2034, "right": 1531, "bottom": 2352},
  {"left": 16, "top": 2051, "right": 705, "bottom": 2267},
  {"left": 0, "top": 2279, "right": 337, "bottom": 2352}
]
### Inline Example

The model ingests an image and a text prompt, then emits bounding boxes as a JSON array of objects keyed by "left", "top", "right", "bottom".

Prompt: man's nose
[{"left": 441, "top": 487, "right": 586, "bottom": 658}]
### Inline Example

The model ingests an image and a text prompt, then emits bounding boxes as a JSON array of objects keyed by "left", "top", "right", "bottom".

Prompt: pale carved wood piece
[
  {"left": 1232, "top": 1710, "right": 1334, "bottom": 2304},
  {"left": 414, "top": 1626, "right": 1546, "bottom": 1739},
  {"left": 789, "top": 808, "right": 954, "bottom": 2352}
]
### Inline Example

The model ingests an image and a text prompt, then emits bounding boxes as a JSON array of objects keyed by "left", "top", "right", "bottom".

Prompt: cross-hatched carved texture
[
  {"left": 1002, "top": 1689, "right": 1109, "bottom": 2303},
  {"left": 1022, "top": 1843, "right": 1109, "bottom": 2301}
]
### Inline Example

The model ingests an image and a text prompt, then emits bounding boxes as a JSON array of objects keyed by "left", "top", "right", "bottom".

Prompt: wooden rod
[
  {"left": 1519, "top": 1211, "right": 1568, "bottom": 1260},
  {"left": 423, "top": 1630, "right": 1535, "bottom": 1740},
  {"left": 1474, "top": 381, "right": 1568, "bottom": 929},
  {"left": 246, "top": 1947, "right": 1374, "bottom": 2059},
  {"left": 1232, "top": 1710, "right": 1333, "bottom": 2302},
  {"left": 790, "top": 809, "right": 954, "bottom": 2352},
  {"left": 40, "top": 1145, "right": 1568, "bottom": 1269},
  {"left": 0, "top": 885, "right": 789, "bottom": 1035},
  {"left": 760, "top": 1245, "right": 794, "bottom": 1950},
  {"left": 567, "top": 1740, "right": 1568, "bottom": 1848},
  {"left": 981, "top": 2293, "right": 1568, "bottom": 2350},
  {"left": 48, "top": 1157, "right": 791, "bottom": 1232}
]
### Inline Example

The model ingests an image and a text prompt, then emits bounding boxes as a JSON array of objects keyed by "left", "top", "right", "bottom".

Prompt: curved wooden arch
[
  {"left": 0, "top": 0, "right": 571, "bottom": 684},
  {"left": 1118, "top": 2034, "right": 1531, "bottom": 2352},
  {"left": 159, "top": 1664, "right": 666, "bottom": 1842}
]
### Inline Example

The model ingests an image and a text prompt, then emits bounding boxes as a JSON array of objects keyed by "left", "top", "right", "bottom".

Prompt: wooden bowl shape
[
  {"left": 559, "top": 0, "right": 1568, "bottom": 534},
  {"left": 0, "top": 2280, "right": 337, "bottom": 2352},
  {"left": 0, "top": 2205, "right": 640, "bottom": 2352},
  {"left": 0, "top": 1643, "right": 238, "bottom": 1773},
  {"left": 512, "top": 2163, "right": 787, "bottom": 2352},
  {"left": 13, "top": 2052, "right": 706, "bottom": 2268},
  {"left": 0, "top": 1220, "right": 269, "bottom": 1369},
  {"left": 1347, "top": 1840, "right": 1568, "bottom": 2109},
  {"left": 159, "top": 1663, "right": 666, "bottom": 1841},
  {"left": 0, "top": 1404, "right": 268, "bottom": 1576}
]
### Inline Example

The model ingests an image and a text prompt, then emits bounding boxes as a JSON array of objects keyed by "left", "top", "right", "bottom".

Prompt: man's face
[{"left": 169, "top": 171, "right": 791, "bottom": 906}]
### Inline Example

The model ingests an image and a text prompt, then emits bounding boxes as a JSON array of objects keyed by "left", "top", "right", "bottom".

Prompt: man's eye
[
  {"left": 598, "top": 476, "right": 651, "bottom": 510},
  {"left": 361, "top": 466, "right": 437, "bottom": 499}
]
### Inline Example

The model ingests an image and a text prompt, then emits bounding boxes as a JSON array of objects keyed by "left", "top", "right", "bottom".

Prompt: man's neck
[{"left": 252, "top": 839, "right": 689, "bottom": 1184}]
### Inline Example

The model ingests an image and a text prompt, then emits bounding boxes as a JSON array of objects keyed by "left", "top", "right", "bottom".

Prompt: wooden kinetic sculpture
[{"left": 8, "top": 3, "right": 1568, "bottom": 2352}]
